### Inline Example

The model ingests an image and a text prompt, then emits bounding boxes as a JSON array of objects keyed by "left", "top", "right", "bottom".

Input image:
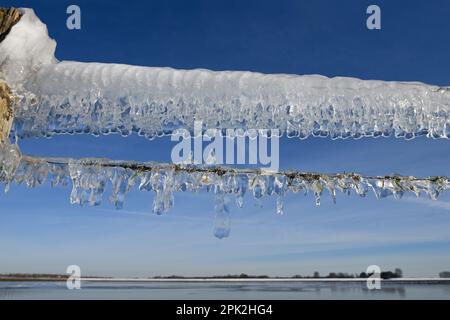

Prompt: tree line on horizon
[
  {"left": 157, "top": 269, "right": 406, "bottom": 279},
  {"left": 3, "top": 268, "right": 450, "bottom": 279}
]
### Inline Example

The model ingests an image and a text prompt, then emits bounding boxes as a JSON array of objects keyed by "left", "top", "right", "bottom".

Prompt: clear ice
[
  {"left": 1, "top": 152, "right": 449, "bottom": 238},
  {"left": 2, "top": 9, "right": 450, "bottom": 239},
  {"left": 1, "top": 9, "right": 449, "bottom": 141}
]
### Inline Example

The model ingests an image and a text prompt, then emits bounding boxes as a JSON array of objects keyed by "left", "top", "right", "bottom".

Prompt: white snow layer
[
  {"left": 0, "top": 8, "right": 56, "bottom": 85},
  {"left": 1, "top": 9, "right": 449, "bottom": 140}
]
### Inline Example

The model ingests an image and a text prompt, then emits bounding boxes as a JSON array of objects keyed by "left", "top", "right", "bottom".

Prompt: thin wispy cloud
[{"left": 400, "top": 196, "right": 450, "bottom": 211}]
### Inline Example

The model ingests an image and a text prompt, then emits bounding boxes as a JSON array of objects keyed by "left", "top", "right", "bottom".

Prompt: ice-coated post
[
  {"left": 0, "top": 8, "right": 21, "bottom": 143},
  {"left": 0, "top": 8, "right": 21, "bottom": 41},
  {"left": 0, "top": 82, "right": 13, "bottom": 143}
]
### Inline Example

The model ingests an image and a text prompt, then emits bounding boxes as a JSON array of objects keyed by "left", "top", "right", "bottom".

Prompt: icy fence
[
  {"left": 2, "top": 8, "right": 450, "bottom": 239},
  {"left": 11, "top": 62, "right": 450, "bottom": 140},
  {"left": 1, "top": 10, "right": 449, "bottom": 141},
  {"left": 1, "top": 143, "right": 449, "bottom": 238}
]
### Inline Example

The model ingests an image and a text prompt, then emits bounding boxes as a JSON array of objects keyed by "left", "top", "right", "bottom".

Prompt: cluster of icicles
[
  {"left": 1, "top": 143, "right": 449, "bottom": 238},
  {"left": 11, "top": 62, "right": 450, "bottom": 141},
  {"left": 1, "top": 8, "right": 450, "bottom": 238},
  {"left": 1, "top": 10, "right": 448, "bottom": 141}
]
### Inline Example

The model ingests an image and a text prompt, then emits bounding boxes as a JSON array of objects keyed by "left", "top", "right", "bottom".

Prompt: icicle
[
  {"left": 233, "top": 174, "right": 247, "bottom": 208},
  {"left": 311, "top": 180, "right": 323, "bottom": 206},
  {"left": 276, "top": 195, "right": 284, "bottom": 215},
  {"left": 213, "top": 187, "right": 231, "bottom": 239},
  {"left": 151, "top": 169, "right": 175, "bottom": 215},
  {"left": 0, "top": 143, "right": 21, "bottom": 191},
  {"left": 274, "top": 176, "right": 287, "bottom": 214},
  {"left": 108, "top": 167, "right": 135, "bottom": 209},
  {"left": 68, "top": 159, "right": 108, "bottom": 206}
]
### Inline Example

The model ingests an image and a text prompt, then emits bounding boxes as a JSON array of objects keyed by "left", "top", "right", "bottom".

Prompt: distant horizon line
[
  {"left": 2, "top": 272, "right": 450, "bottom": 283},
  {"left": 2, "top": 276, "right": 450, "bottom": 283}
]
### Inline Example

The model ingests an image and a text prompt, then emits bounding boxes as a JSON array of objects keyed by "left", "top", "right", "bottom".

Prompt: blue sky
[{"left": 1, "top": 0, "right": 450, "bottom": 277}]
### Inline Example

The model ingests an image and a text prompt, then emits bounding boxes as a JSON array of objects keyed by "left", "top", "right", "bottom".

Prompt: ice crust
[
  {"left": 1, "top": 9, "right": 449, "bottom": 140},
  {"left": 1, "top": 147, "right": 449, "bottom": 238},
  {"left": 2, "top": 9, "right": 450, "bottom": 239},
  {"left": 0, "top": 8, "right": 56, "bottom": 86}
]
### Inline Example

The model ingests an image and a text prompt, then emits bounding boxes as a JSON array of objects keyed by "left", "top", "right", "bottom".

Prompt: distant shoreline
[{"left": 2, "top": 277, "right": 450, "bottom": 284}]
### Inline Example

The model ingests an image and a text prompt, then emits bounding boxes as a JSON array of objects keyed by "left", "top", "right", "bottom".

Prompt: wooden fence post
[{"left": 0, "top": 8, "right": 21, "bottom": 143}]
